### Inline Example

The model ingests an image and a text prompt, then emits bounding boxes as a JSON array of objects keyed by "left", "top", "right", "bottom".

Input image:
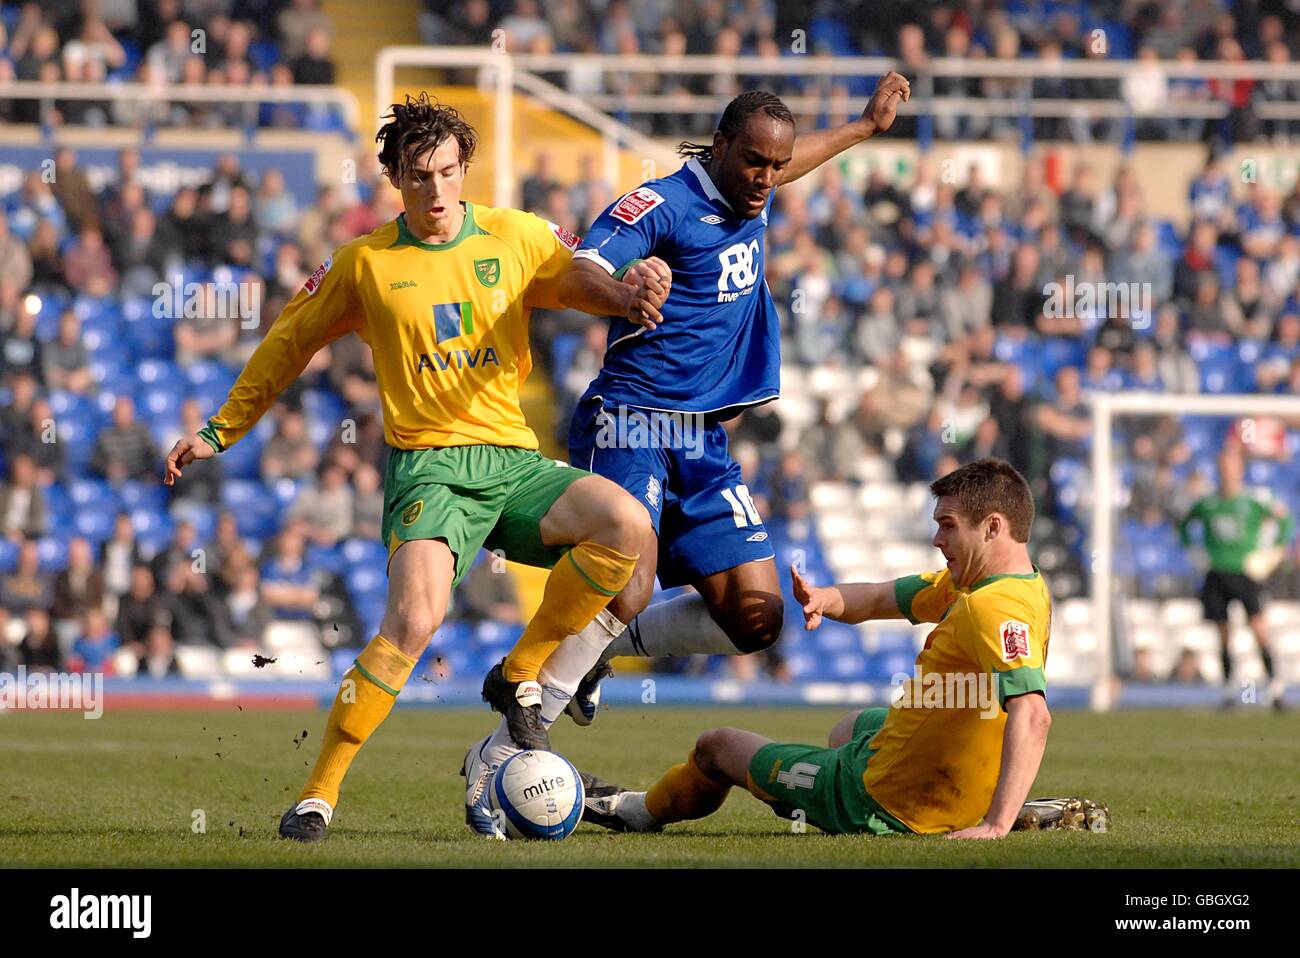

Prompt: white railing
[
  {"left": 373, "top": 48, "right": 1300, "bottom": 206},
  {"left": 374, "top": 46, "right": 680, "bottom": 208},
  {"left": 0, "top": 80, "right": 361, "bottom": 133}
]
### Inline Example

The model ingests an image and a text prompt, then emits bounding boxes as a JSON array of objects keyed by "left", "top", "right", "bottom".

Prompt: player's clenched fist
[
  {"left": 790, "top": 563, "right": 844, "bottom": 631},
  {"left": 621, "top": 256, "right": 672, "bottom": 331},
  {"left": 163, "top": 434, "right": 215, "bottom": 486},
  {"left": 863, "top": 70, "right": 911, "bottom": 136}
]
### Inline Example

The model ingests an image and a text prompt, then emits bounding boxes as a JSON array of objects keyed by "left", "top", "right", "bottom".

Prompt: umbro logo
[
  {"left": 746, "top": 531, "right": 768, "bottom": 542},
  {"left": 700, "top": 214, "right": 725, "bottom": 225}
]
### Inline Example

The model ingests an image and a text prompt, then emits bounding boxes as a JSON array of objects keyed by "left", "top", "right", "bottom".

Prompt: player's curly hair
[
  {"left": 930, "top": 458, "right": 1035, "bottom": 543},
  {"left": 678, "top": 90, "right": 795, "bottom": 161},
  {"left": 376, "top": 92, "right": 479, "bottom": 180}
]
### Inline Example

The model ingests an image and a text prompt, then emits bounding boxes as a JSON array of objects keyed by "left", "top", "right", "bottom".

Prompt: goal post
[{"left": 1089, "top": 391, "right": 1300, "bottom": 711}]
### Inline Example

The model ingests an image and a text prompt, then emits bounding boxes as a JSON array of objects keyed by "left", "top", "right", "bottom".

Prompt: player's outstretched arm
[
  {"left": 783, "top": 71, "right": 911, "bottom": 184},
  {"left": 947, "top": 692, "right": 1052, "bottom": 839},
  {"left": 558, "top": 257, "right": 672, "bottom": 330},
  {"left": 163, "top": 251, "right": 361, "bottom": 486},
  {"left": 163, "top": 434, "right": 217, "bottom": 487},
  {"left": 790, "top": 564, "right": 905, "bottom": 628}
]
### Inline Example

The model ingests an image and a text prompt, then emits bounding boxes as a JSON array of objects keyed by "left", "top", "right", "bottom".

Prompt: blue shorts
[{"left": 568, "top": 397, "right": 776, "bottom": 589}]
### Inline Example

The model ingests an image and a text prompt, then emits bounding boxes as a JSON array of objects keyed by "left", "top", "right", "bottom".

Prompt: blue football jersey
[{"left": 574, "top": 157, "right": 781, "bottom": 419}]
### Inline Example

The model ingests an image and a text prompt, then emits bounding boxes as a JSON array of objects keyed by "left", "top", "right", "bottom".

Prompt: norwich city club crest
[
  {"left": 474, "top": 258, "right": 500, "bottom": 288},
  {"left": 401, "top": 500, "right": 424, "bottom": 526}
]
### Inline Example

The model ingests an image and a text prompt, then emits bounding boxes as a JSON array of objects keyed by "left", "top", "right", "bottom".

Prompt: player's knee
[
  {"left": 608, "top": 559, "right": 655, "bottom": 620},
  {"left": 597, "top": 491, "right": 653, "bottom": 553},
  {"left": 827, "top": 711, "right": 859, "bottom": 748},
  {"left": 721, "top": 593, "right": 784, "bottom": 654},
  {"left": 692, "top": 728, "right": 735, "bottom": 777},
  {"left": 382, "top": 603, "right": 442, "bottom": 655}
]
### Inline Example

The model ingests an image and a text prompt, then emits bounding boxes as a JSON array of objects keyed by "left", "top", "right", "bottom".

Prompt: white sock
[
  {"left": 616, "top": 791, "right": 659, "bottom": 831},
  {"left": 539, "top": 609, "right": 627, "bottom": 724},
  {"left": 482, "top": 610, "right": 629, "bottom": 761},
  {"left": 601, "top": 593, "right": 738, "bottom": 661},
  {"left": 482, "top": 720, "right": 520, "bottom": 768}
]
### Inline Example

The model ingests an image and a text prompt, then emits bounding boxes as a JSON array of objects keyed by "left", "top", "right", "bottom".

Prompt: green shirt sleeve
[
  {"left": 894, "top": 575, "right": 928, "bottom": 625},
  {"left": 997, "top": 666, "right": 1047, "bottom": 709},
  {"left": 197, "top": 420, "right": 226, "bottom": 454}
]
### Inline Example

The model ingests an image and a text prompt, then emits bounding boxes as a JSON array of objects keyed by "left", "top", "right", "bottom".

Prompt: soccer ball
[{"left": 489, "top": 749, "right": 585, "bottom": 840}]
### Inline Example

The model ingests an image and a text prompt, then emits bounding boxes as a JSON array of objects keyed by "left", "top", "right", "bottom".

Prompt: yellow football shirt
[
  {"left": 198, "top": 203, "right": 579, "bottom": 453},
  {"left": 862, "top": 567, "right": 1052, "bottom": 834}
]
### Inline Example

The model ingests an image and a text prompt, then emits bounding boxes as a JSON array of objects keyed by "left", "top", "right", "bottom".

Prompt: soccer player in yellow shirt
[
  {"left": 582, "top": 459, "right": 1054, "bottom": 838},
  {"left": 162, "top": 94, "right": 670, "bottom": 841}
]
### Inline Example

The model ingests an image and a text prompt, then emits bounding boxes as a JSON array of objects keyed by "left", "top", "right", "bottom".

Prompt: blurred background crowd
[
  {"left": 1, "top": 0, "right": 1299, "bottom": 686},
  {"left": 0, "top": 0, "right": 341, "bottom": 128},
  {"left": 420, "top": 0, "right": 1300, "bottom": 144}
]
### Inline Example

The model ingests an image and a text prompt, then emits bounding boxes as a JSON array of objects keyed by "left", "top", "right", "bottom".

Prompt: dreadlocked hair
[
  {"left": 677, "top": 90, "right": 795, "bottom": 160},
  {"left": 376, "top": 92, "right": 479, "bottom": 180}
]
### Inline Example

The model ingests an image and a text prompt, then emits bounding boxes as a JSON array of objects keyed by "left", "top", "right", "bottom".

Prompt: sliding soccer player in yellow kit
[
  {"left": 581, "top": 459, "right": 1054, "bottom": 839},
  {"left": 163, "top": 94, "right": 670, "bottom": 841}
]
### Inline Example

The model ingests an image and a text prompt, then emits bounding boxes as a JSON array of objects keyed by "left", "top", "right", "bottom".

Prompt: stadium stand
[{"left": 1, "top": 0, "right": 1299, "bottom": 696}]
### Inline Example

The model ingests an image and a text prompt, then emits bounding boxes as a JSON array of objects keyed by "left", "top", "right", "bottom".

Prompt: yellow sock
[
  {"left": 644, "top": 751, "right": 730, "bottom": 824},
  {"left": 298, "top": 635, "right": 416, "bottom": 809},
  {"left": 503, "top": 541, "right": 637, "bottom": 682}
]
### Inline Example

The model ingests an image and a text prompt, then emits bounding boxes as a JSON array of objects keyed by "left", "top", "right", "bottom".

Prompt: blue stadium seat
[
  {"left": 218, "top": 429, "right": 264, "bottom": 480},
  {"left": 474, "top": 621, "right": 525, "bottom": 647},
  {"left": 130, "top": 508, "right": 175, "bottom": 554},
  {"left": 302, "top": 389, "right": 348, "bottom": 447},
  {"left": 1197, "top": 355, "right": 1243, "bottom": 394},
  {"left": 339, "top": 537, "right": 387, "bottom": 570},
  {"left": 268, "top": 476, "right": 304, "bottom": 510},
  {"left": 550, "top": 333, "right": 582, "bottom": 384},
  {"left": 304, "top": 542, "right": 345, "bottom": 576},
  {"left": 47, "top": 390, "right": 94, "bottom": 421},
  {"left": 118, "top": 479, "right": 167, "bottom": 514},
  {"left": 123, "top": 303, "right": 177, "bottom": 359},
  {"left": 345, "top": 564, "right": 387, "bottom": 600},
  {"left": 170, "top": 502, "right": 218, "bottom": 543},
  {"left": 72, "top": 509, "right": 116, "bottom": 544},
  {"left": 1039, "top": 337, "right": 1087, "bottom": 381},
  {"left": 36, "top": 536, "right": 69, "bottom": 572},
  {"left": 356, "top": 599, "right": 386, "bottom": 639},
  {"left": 56, "top": 415, "right": 99, "bottom": 477},
  {"left": 136, "top": 384, "right": 179, "bottom": 421},
  {"left": 135, "top": 358, "right": 180, "bottom": 387},
  {"left": 0, "top": 538, "right": 17, "bottom": 574},
  {"left": 220, "top": 480, "right": 280, "bottom": 539},
  {"left": 69, "top": 477, "right": 117, "bottom": 510},
  {"left": 431, "top": 621, "right": 474, "bottom": 650}
]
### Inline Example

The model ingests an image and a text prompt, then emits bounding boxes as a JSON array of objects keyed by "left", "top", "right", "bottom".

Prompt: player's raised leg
[
  {"left": 281, "top": 539, "right": 452, "bottom": 840},
  {"left": 479, "top": 472, "right": 646, "bottom": 750}
]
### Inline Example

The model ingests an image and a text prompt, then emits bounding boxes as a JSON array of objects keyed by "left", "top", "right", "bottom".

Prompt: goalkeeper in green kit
[{"left": 1179, "top": 448, "right": 1295, "bottom": 710}]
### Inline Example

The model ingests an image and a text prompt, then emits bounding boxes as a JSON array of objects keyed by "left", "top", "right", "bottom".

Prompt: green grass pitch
[{"left": 1, "top": 706, "right": 1296, "bottom": 867}]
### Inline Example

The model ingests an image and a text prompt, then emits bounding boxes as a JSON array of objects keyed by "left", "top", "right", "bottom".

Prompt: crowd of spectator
[
  {"left": 539, "top": 147, "right": 1300, "bottom": 612},
  {"left": 0, "top": 0, "right": 341, "bottom": 129},
  {"left": 0, "top": 139, "right": 529, "bottom": 678},
  {"left": 424, "top": 0, "right": 1300, "bottom": 145}
]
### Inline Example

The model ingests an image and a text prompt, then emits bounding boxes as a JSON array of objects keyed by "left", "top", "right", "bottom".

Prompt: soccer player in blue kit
[
  {"left": 559, "top": 77, "right": 911, "bottom": 716},
  {"left": 463, "top": 77, "right": 911, "bottom": 833}
]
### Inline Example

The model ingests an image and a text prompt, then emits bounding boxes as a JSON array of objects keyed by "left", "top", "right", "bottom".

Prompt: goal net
[{"left": 1087, "top": 392, "right": 1300, "bottom": 709}]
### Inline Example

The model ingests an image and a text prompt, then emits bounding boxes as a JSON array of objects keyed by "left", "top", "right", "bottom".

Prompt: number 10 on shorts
[{"left": 720, "top": 484, "right": 762, "bottom": 527}]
